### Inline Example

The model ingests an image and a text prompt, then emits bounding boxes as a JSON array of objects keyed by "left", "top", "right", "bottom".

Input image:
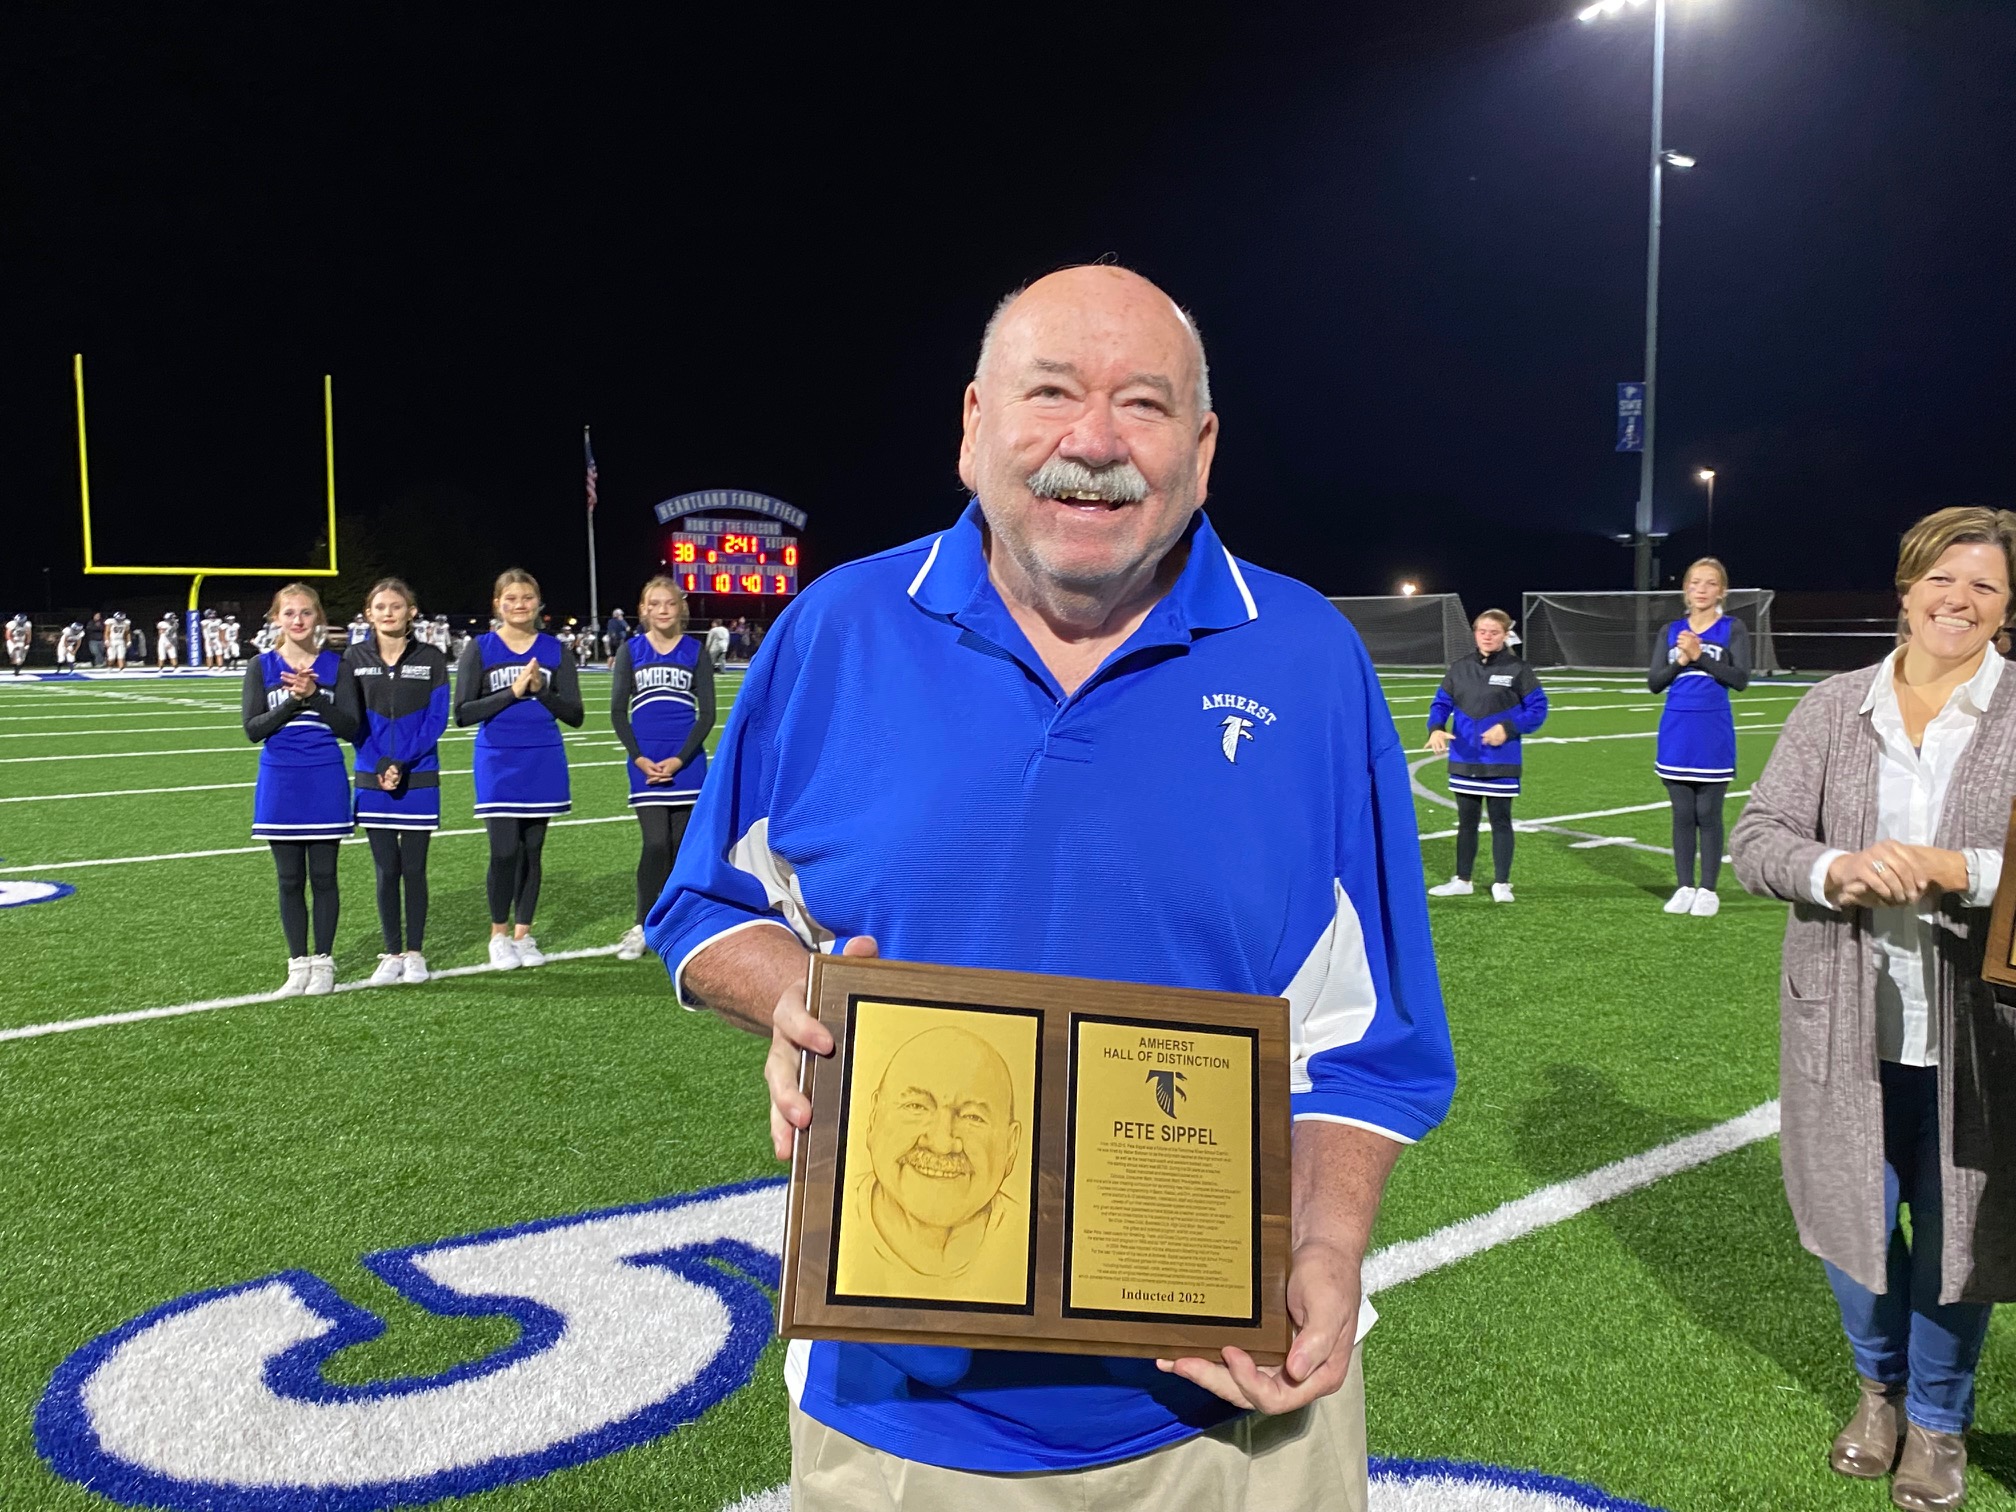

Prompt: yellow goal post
[{"left": 72, "top": 353, "right": 339, "bottom": 630}]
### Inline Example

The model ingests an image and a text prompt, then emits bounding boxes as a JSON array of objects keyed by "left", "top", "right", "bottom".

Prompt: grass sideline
[{"left": 0, "top": 667, "right": 2010, "bottom": 1511}]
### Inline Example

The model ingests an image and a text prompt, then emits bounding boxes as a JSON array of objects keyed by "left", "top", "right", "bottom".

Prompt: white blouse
[{"left": 1808, "top": 647, "right": 2004, "bottom": 1066}]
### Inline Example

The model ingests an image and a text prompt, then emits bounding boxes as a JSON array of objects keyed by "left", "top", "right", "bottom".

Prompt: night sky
[{"left": 6, "top": 1, "right": 2012, "bottom": 623}]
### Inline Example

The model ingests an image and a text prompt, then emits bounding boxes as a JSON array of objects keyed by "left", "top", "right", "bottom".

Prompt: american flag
[{"left": 583, "top": 427, "right": 598, "bottom": 514}]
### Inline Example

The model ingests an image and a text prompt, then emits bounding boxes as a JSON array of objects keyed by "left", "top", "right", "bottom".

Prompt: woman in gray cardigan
[{"left": 1731, "top": 506, "right": 2016, "bottom": 1511}]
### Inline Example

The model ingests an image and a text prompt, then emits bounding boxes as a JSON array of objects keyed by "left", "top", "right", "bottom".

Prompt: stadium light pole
[
  {"left": 1695, "top": 467, "right": 1716, "bottom": 548},
  {"left": 1579, "top": 0, "right": 1697, "bottom": 593}
]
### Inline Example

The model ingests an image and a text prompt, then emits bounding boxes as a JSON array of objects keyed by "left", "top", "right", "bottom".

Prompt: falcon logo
[
  {"left": 1147, "top": 1069, "right": 1187, "bottom": 1118},
  {"left": 1220, "top": 716, "right": 1253, "bottom": 763}
]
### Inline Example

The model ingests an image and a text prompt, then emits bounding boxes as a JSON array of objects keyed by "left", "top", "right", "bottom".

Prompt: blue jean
[{"left": 1823, "top": 1060, "right": 1994, "bottom": 1435}]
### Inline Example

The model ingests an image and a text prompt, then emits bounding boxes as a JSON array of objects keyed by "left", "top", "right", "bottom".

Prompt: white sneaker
[
  {"left": 1690, "top": 889, "right": 1721, "bottom": 917},
  {"left": 1663, "top": 886, "right": 1698, "bottom": 915},
  {"left": 274, "top": 957, "right": 312, "bottom": 998},
  {"left": 403, "top": 950, "right": 429, "bottom": 984},
  {"left": 1427, "top": 877, "right": 1475, "bottom": 897},
  {"left": 1491, "top": 883, "right": 1516, "bottom": 903},
  {"left": 617, "top": 925, "right": 647, "bottom": 961},
  {"left": 488, "top": 934, "right": 520, "bottom": 971},
  {"left": 305, "top": 955, "right": 336, "bottom": 995},
  {"left": 514, "top": 934, "right": 546, "bottom": 967},
  {"left": 370, "top": 953, "right": 407, "bottom": 987}
]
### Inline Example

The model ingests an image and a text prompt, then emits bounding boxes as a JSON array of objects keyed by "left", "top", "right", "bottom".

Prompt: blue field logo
[
  {"left": 35, "top": 1177, "right": 787, "bottom": 1511},
  {"left": 0, "top": 880, "right": 76, "bottom": 909},
  {"left": 1370, "top": 1459, "right": 1668, "bottom": 1510}
]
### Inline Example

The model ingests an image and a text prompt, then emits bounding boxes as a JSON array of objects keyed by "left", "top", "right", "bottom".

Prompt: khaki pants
[{"left": 788, "top": 1346, "right": 1365, "bottom": 1512}]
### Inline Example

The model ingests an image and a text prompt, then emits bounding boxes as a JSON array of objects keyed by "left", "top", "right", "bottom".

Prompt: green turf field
[{"left": 2, "top": 666, "right": 2011, "bottom": 1512}]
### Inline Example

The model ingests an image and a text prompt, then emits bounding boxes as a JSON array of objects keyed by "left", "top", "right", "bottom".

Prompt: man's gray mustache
[{"left": 1025, "top": 458, "right": 1150, "bottom": 505}]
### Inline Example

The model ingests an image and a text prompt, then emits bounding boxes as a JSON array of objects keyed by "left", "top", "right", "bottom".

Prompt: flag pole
[{"left": 583, "top": 426, "right": 601, "bottom": 657}]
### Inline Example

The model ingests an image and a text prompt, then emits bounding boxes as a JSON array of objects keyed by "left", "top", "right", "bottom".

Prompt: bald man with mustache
[{"left": 650, "top": 265, "right": 1455, "bottom": 1509}]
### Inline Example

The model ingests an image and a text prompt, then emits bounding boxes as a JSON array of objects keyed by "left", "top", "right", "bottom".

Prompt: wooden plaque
[
  {"left": 1983, "top": 799, "right": 2016, "bottom": 990},
  {"left": 777, "top": 956, "right": 1292, "bottom": 1365}
]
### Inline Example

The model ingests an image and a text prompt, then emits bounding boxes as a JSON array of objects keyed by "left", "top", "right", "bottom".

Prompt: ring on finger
[{"left": 1871, "top": 860, "right": 1887, "bottom": 874}]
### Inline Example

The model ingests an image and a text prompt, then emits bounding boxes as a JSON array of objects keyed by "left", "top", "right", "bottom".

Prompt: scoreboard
[{"left": 668, "top": 521, "right": 798, "bottom": 597}]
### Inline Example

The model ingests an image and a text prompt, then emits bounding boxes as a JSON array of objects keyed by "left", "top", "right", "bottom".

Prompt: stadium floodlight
[
  {"left": 1577, "top": 0, "right": 1706, "bottom": 596},
  {"left": 73, "top": 353, "right": 339, "bottom": 656},
  {"left": 1398, "top": 580, "right": 1421, "bottom": 597},
  {"left": 1695, "top": 467, "right": 1717, "bottom": 547}
]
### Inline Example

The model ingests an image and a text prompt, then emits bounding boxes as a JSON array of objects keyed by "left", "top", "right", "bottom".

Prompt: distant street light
[
  {"left": 1581, "top": 0, "right": 1701, "bottom": 595},
  {"left": 1398, "top": 580, "right": 1421, "bottom": 597},
  {"left": 1695, "top": 468, "right": 1716, "bottom": 549}
]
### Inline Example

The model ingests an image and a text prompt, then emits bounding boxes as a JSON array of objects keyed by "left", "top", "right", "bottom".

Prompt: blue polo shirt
[{"left": 647, "top": 501, "right": 1455, "bottom": 1473}]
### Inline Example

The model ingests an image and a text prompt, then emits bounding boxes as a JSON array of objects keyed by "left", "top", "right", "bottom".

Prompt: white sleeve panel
[
  {"left": 1283, "top": 879, "right": 1380, "bottom": 1096},
  {"left": 724, "top": 817, "right": 836, "bottom": 952}
]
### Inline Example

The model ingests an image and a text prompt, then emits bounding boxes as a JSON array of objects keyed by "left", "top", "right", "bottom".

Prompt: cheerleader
[
  {"left": 456, "top": 568, "right": 583, "bottom": 969},
  {"left": 104, "top": 611, "right": 130, "bottom": 670},
  {"left": 6, "top": 614, "right": 29, "bottom": 675},
  {"left": 1427, "top": 609, "right": 1549, "bottom": 902},
  {"left": 610, "top": 577, "right": 716, "bottom": 960},
  {"left": 155, "top": 612, "right": 179, "bottom": 669},
  {"left": 244, "top": 583, "right": 360, "bottom": 996},
  {"left": 1650, "top": 557, "right": 1751, "bottom": 917},
  {"left": 347, "top": 577, "right": 451, "bottom": 985}
]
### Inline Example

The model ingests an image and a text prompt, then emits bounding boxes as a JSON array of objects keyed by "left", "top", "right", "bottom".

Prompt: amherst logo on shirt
[
  {"left": 1489, "top": 674, "right": 1515, "bottom": 687},
  {"left": 1203, "top": 693, "right": 1274, "bottom": 765}
]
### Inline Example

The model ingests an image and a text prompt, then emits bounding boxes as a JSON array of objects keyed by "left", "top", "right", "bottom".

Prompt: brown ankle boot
[
  {"left": 1891, "top": 1421, "right": 1967, "bottom": 1510},
  {"left": 1831, "top": 1376, "right": 1906, "bottom": 1479}
]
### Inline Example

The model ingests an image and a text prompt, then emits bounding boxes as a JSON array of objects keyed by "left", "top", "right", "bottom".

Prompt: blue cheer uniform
[
  {"left": 243, "top": 649, "right": 359, "bottom": 840},
  {"left": 347, "top": 638, "right": 453, "bottom": 830},
  {"left": 1650, "top": 615, "right": 1751, "bottom": 783},
  {"left": 1427, "top": 649, "right": 1548, "bottom": 797},
  {"left": 610, "top": 632, "right": 714, "bottom": 807},
  {"left": 454, "top": 632, "right": 584, "bottom": 818}
]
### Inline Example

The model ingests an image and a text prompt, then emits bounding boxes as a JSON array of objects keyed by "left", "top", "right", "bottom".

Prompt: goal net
[
  {"left": 1327, "top": 594, "right": 1471, "bottom": 668},
  {"left": 1520, "top": 590, "right": 1780, "bottom": 673}
]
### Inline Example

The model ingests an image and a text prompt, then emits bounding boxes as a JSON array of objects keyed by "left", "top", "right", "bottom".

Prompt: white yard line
[
  {"left": 0, "top": 724, "right": 242, "bottom": 739},
  {"left": 1362, "top": 1101, "right": 1781, "bottom": 1292},
  {"left": 1522, "top": 722, "right": 1781, "bottom": 748},
  {"left": 0, "top": 813, "right": 638, "bottom": 872},
  {"left": 1390, "top": 695, "right": 1804, "bottom": 715},
  {"left": 717, "top": 1098, "right": 1785, "bottom": 1512},
  {"left": 0, "top": 945, "right": 630, "bottom": 1043},
  {"left": 0, "top": 759, "right": 640, "bottom": 804},
  {"left": 0, "top": 782, "right": 256, "bottom": 804},
  {"left": 0, "top": 737, "right": 638, "bottom": 766},
  {"left": 0, "top": 745, "right": 274, "bottom": 764},
  {"left": 1416, "top": 792, "right": 1751, "bottom": 840},
  {"left": 0, "top": 710, "right": 249, "bottom": 723}
]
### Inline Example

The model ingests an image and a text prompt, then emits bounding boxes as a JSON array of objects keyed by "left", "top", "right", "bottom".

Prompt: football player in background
[{"left": 6, "top": 614, "right": 31, "bottom": 675}]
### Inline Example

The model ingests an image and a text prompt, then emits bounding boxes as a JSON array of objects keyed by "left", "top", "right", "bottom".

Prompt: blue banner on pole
[
  {"left": 1615, "top": 383, "right": 1645, "bottom": 453},
  {"left": 185, "top": 609, "right": 202, "bottom": 672}
]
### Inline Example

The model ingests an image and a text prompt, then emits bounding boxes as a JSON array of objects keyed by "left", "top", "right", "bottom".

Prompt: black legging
[
  {"left": 1665, "top": 779, "right": 1729, "bottom": 890},
  {"left": 635, "top": 806, "right": 694, "bottom": 926},
  {"left": 485, "top": 817, "right": 549, "bottom": 927},
  {"left": 1454, "top": 794, "right": 1516, "bottom": 886},
  {"left": 271, "top": 840, "right": 340, "bottom": 957},
  {"left": 366, "top": 828, "right": 431, "bottom": 952}
]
